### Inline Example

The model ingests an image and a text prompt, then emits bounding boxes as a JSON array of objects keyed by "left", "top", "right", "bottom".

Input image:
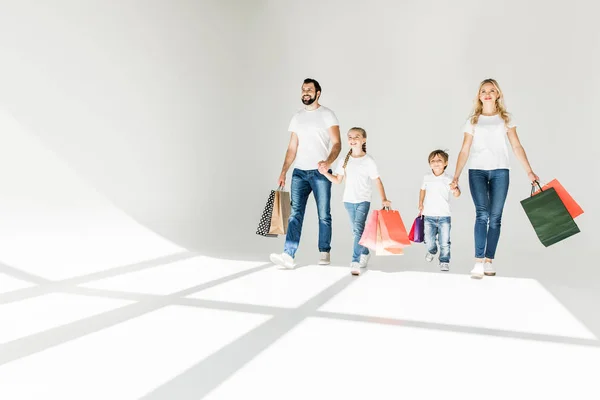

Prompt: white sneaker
[
  {"left": 440, "top": 262, "right": 450, "bottom": 272},
  {"left": 470, "top": 262, "right": 484, "bottom": 279},
  {"left": 484, "top": 262, "right": 496, "bottom": 276},
  {"left": 425, "top": 252, "right": 435, "bottom": 262},
  {"left": 359, "top": 253, "right": 371, "bottom": 268},
  {"left": 318, "top": 252, "right": 331, "bottom": 265},
  {"left": 350, "top": 262, "right": 361, "bottom": 275},
  {"left": 270, "top": 252, "right": 295, "bottom": 269}
]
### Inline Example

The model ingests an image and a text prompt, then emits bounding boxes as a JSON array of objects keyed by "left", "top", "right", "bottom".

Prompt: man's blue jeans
[{"left": 284, "top": 168, "right": 332, "bottom": 258}]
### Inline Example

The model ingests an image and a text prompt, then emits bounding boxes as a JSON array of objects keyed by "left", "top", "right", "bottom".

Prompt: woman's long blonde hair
[{"left": 470, "top": 78, "right": 511, "bottom": 126}]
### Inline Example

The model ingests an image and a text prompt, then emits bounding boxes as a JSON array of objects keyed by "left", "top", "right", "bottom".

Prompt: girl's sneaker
[
  {"left": 425, "top": 252, "right": 435, "bottom": 262},
  {"left": 359, "top": 253, "right": 371, "bottom": 268},
  {"left": 440, "top": 262, "right": 450, "bottom": 272},
  {"left": 350, "top": 262, "right": 361, "bottom": 276}
]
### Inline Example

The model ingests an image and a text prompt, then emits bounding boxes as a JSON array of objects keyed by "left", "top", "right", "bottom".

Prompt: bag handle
[{"left": 530, "top": 180, "right": 543, "bottom": 196}]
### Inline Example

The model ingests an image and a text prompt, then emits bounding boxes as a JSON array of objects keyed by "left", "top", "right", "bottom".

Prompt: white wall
[
  {"left": 0, "top": 0, "right": 597, "bottom": 286},
  {"left": 0, "top": 0, "right": 260, "bottom": 272}
]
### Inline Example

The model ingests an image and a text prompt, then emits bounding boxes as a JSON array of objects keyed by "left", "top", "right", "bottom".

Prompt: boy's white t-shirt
[
  {"left": 288, "top": 106, "right": 339, "bottom": 170},
  {"left": 463, "top": 114, "right": 516, "bottom": 170},
  {"left": 421, "top": 172, "right": 454, "bottom": 217},
  {"left": 334, "top": 154, "right": 380, "bottom": 203}
]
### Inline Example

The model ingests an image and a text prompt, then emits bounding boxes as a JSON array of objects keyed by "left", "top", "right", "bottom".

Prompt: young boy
[{"left": 418, "top": 149, "right": 461, "bottom": 271}]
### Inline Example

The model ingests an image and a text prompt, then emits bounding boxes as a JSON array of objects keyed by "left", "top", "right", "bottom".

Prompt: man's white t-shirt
[
  {"left": 334, "top": 154, "right": 380, "bottom": 203},
  {"left": 288, "top": 106, "right": 339, "bottom": 170},
  {"left": 421, "top": 172, "right": 454, "bottom": 217},
  {"left": 463, "top": 114, "right": 516, "bottom": 170}
]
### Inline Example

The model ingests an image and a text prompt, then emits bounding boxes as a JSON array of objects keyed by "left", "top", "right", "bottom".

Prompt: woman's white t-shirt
[
  {"left": 334, "top": 154, "right": 380, "bottom": 203},
  {"left": 463, "top": 114, "right": 516, "bottom": 170}
]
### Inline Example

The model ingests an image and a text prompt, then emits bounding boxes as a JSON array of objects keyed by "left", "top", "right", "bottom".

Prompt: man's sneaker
[
  {"left": 350, "top": 262, "right": 361, "bottom": 276},
  {"left": 440, "top": 262, "right": 450, "bottom": 272},
  {"left": 359, "top": 253, "right": 371, "bottom": 268},
  {"left": 470, "top": 262, "right": 484, "bottom": 279},
  {"left": 484, "top": 262, "right": 496, "bottom": 276},
  {"left": 425, "top": 252, "right": 435, "bottom": 262},
  {"left": 318, "top": 252, "right": 331, "bottom": 265},
  {"left": 270, "top": 252, "right": 295, "bottom": 269}
]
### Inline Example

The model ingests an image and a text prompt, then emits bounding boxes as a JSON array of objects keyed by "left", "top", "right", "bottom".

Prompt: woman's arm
[{"left": 507, "top": 127, "right": 539, "bottom": 183}]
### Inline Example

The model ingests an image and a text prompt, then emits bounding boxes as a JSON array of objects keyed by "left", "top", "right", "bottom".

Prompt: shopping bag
[
  {"left": 531, "top": 179, "right": 583, "bottom": 219},
  {"left": 359, "top": 209, "right": 407, "bottom": 255},
  {"left": 376, "top": 221, "right": 404, "bottom": 255},
  {"left": 358, "top": 210, "right": 379, "bottom": 250},
  {"left": 270, "top": 189, "right": 291, "bottom": 235},
  {"left": 256, "top": 189, "right": 279, "bottom": 237},
  {"left": 520, "top": 182, "right": 580, "bottom": 247},
  {"left": 408, "top": 215, "right": 425, "bottom": 243},
  {"left": 378, "top": 208, "right": 411, "bottom": 248}
]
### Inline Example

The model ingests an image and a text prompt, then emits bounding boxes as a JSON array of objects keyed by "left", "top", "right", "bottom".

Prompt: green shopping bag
[{"left": 520, "top": 181, "right": 580, "bottom": 247}]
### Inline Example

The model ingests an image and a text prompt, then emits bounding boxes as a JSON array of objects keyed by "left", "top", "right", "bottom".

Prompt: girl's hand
[
  {"left": 528, "top": 171, "right": 540, "bottom": 184},
  {"left": 382, "top": 199, "right": 392, "bottom": 208}
]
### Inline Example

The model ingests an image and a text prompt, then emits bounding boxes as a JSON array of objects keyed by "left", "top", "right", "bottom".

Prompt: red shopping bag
[
  {"left": 359, "top": 209, "right": 408, "bottom": 255},
  {"left": 532, "top": 179, "right": 583, "bottom": 219},
  {"left": 378, "top": 208, "right": 411, "bottom": 248},
  {"left": 358, "top": 210, "right": 379, "bottom": 250}
]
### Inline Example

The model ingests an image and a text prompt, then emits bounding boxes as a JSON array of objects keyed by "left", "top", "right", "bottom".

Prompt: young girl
[
  {"left": 419, "top": 149, "right": 461, "bottom": 272},
  {"left": 451, "top": 78, "right": 539, "bottom": 278},
  {"left": 319, "top": 127, "right": 391, "bottom": 276}
]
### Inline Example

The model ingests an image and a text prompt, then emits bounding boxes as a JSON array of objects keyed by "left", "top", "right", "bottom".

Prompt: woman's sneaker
[
  {"left": 470, "top": 262, "right": 484, "bottom": 279},
  {"left": 484, "top": 262, "right": 496, "bottom": 276},
  {"left": 425, "top": 252, "right": 435, "bottom": 262},
  {"left": 440, "top": 262, "right": 450, "bottom": 272},
  {"left": 350, "top": 262, "right": 362, "bottom": 276},
  {"left": 270, "top": 252, "right": 295, "bottom": 269}
]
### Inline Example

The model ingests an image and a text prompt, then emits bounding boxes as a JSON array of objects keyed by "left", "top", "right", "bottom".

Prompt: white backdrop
[{"left": 0, "top": 0, "right": 597, "bottom": 289}]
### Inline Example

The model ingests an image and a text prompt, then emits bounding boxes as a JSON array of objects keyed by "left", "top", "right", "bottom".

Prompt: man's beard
[{"left": 302, "top": 96, "right": 316, "bottom": 105}]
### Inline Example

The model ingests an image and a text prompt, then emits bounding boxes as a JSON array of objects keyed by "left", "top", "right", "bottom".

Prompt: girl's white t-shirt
[
  {"left": 334, "top": 154, "right": 380, "bottom": 203},
  {"left": 463, "top": 114, "right": 516, "bottom": 170}
]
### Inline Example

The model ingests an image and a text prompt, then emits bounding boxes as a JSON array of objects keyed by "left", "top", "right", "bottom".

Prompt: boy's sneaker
[
  {"left": 350, "top": 262, "right": 361, "bottom": 276},
  {"left": 470, "top": 262, "right": 484, "bottom": 279},
  {"left": 425, "top": 252, "right": 435, "bottom": 262},
  {"left": 484, "top": 262, "right": 496, "bottom": 276},
  {"left": 270, "top": 252, "right": 295, "bottom": 269},
  {"left": 359, "top": 253, "right": 371, "bottom": 268},
  {"left": 318, "top": 252, "right": 331, "bottom": 265},
  {"left": 440, "top": 262, "right": 450, "bottom": 272}
]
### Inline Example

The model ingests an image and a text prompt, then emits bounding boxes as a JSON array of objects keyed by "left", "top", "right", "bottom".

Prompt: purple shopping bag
[{"left": 408, "top": 215, "right": 424, "bottom": 243}]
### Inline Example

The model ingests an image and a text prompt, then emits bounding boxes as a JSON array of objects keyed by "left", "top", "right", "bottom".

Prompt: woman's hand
[
  {"left": 528, "top": 171, "right": 540, "bottom": 184},
  {"left": 382, "top": 199, "right": 392, "bottom": 208}
]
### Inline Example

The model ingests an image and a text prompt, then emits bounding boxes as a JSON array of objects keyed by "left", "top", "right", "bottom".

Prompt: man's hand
[
  {"left": 317, "top": 160, "right": 330, "bottom": 172},
  {"left": 278, "top": 172, "right": 286, "bottom": 188}
]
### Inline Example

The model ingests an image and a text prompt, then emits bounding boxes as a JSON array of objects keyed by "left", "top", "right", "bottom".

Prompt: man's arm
[
  {"left": 318, "top": 125, "right": 341, "bottom": 170},
  {"left": 278, "top": 132, "right": 298, "bottom": 187}
]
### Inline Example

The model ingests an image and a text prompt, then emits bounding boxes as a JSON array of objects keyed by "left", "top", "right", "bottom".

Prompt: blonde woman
[
  {"left": 320, "top": 127, "right": 391, "bottom": 275},
  {"left": 450, "top": 79, "right": 539, "bottom": 278}
]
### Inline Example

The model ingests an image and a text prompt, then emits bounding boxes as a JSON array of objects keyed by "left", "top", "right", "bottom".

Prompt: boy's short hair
[{"left": 428, "top": 149, "right": 449, "bottom": 170}]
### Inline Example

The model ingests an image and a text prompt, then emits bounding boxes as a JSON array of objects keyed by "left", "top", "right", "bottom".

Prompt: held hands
[
  {"left": 317, "top": 160, "right": 330, "bottom": 174},
  {"left": 449, "top": 178, "right": 459, "bottom": 191},
  {"left": 317, "top": 164, "right": 329, "bottom": 175}
]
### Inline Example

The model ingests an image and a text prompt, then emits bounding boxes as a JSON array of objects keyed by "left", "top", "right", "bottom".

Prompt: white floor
[{"left": 1, "top": 255, "right": 599, "bottom": 400}]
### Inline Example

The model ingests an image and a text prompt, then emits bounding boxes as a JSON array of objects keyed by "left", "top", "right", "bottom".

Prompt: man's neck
[{"left": 305, "top": 102, "right": 321, "bottom": 111}]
